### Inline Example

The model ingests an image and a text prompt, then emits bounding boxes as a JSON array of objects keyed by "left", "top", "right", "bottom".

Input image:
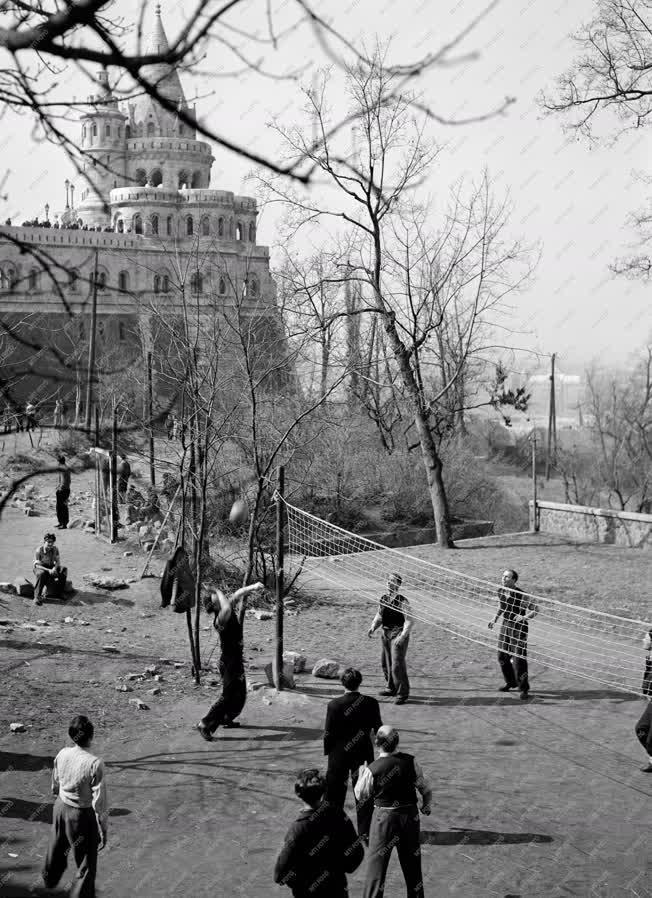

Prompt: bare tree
[{"left": 262, "top": 54, "right": 531, "bottom": 546}]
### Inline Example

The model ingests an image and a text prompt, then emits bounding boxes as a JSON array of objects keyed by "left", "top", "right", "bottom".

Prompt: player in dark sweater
[
  {"left": 275, "top": 769, "right": 364, "bottom": 898},
  {"left": 324, "top": 668, "right": 382, "bottom": 843},
  {"left": 196, "top": 582, "right": 263, "bottom": 740},
  {"left": 488, "top": 569, "right": 538, "bottom": 700}
]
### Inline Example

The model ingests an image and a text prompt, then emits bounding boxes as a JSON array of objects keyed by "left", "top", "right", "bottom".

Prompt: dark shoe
[
  {"left": 34, "top": 594, "right": 42, "bottom": 606},
  {"left": 223, "top": 720, "right": 241, "bottom": 729},
  {"left": 640, "top": 764, "right": 652, "bottom": 773},
  {"left": 520, "top": 691, "right": 530, "bottom": 701},
  {"left": 379, "top": 689, "right": 396, "bottom": 697},
  {"left": 394, "top": 696, "right": 408, "bottom": 705},
  {"left": 499, "top": 685, "right": 515, "bottom": 692},
  {"left": 196, "top": 723, "right": 213, "bottom": 742}
]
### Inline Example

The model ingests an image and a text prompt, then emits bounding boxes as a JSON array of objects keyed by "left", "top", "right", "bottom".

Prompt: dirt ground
[{"left": 1, "top": 435, "right": 652, "bottom": 898}]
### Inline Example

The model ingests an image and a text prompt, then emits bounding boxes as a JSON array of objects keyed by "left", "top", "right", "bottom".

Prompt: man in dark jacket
[
  {"left": 355, "top": 725, "right": 432, "bottom": 898},
  {"left": 275, "top": 769, "right": 364, "bottom": 898},
  {"left": 324, "top": 668, "right": 382, "bottom": 843}
]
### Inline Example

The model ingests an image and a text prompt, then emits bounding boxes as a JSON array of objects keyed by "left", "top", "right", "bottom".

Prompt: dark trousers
[
  {"left": 381, "top": 629, "right": 410, "bottom": 698},
  {"left": 56, "top": 487, "right": 70, "bottom": 527},
  {"left": 635, "top": 703, "right": 652, "bottom": 754},
  {"left": 202, "top": 661, "right": 247, "bottom": 733},
  {"left": 35, "top": 567, "right": 68, "bottom": 600},
  {"left": 498, "top": 651, "right": 529, "bottom": 692},
  {"left": 42, "top": 798, "right": 99, "bottom": 898},
  {"left": 363, "top": 805, "right": 424, "bottom": 898},
  {"left": 326, "top": 759, "right": 374, "bottom": 842}
]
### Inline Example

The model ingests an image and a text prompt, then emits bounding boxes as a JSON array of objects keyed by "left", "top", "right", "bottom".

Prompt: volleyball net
[{"left": 283, "top": 500, "right": 651, "bottom": 697}]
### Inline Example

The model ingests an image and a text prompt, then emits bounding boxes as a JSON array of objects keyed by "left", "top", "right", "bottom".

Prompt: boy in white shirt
[{"left": 42, "top": 715, "right": 108, "bottom": 897}]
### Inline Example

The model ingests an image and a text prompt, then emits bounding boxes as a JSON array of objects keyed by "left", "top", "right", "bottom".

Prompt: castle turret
[{"left": 77, "top": 70, "right": 127, "bottom": 228}]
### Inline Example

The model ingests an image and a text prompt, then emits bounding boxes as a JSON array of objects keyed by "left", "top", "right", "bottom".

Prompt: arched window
[
  {"left": 116, "top": 218, "right": 124, "bottom": 233},
  {"left": 69, "top": 269, "right": 79, "bottom": 291},
  {"left": 117, "top": 126, "right": 121, "bottom": 138},
  {"left": 151, "top": 214, "right": 159, "bottom": 236},
  {"left": 147, "top": 121, "right": 155, "bottom": 136},
  {"left": 178, "top": 170, "right": 189, "bottom": 189},
  {"left": 154, "top": 275, "right": 160, "bottom": 294},
  {"left": 28, "top": 269, "right": 39, "bottom": 291},
  {"left": 92, "top": 123, "right": 97, "bottom": 136},
  {"left": 236, "top": 222, "right": 243, "bottom": 241},
  {"left": 190, "top": 272, "right": 202, "bottom": 294},
  {"left": 162, "top": 275, "right": 170, "bottom": 293},
  {"left": 135, "top": 169, "right": 147, "bottom": 187},
  {"left": 118, "top": 321, "right": 126, "bottom": 341},
  {"left": 179, "top": 124, "right": 185, "bottom": 136},
  {"left": 125, "top": 124, "right": 131, "bottom": 139},
  {"left": 5, "top": 267, "right": 17, "bottom": 290},
  {"left": 166, "top": 216, "right": 173, "bottom": 236},
  {"left": 82, "top": 126, "right": 87, "bottom": 141},
  {"left": 249, "top": 275, "right": 259, "bottom": 297},
  {"left": 186, "top": 216, "right": 193, "bottom": 236},
  {"left": 97, "top": 320, "right": 106, "bottom": 341},
  {"left": 191, "top": 171, "right": 201, "bottom": 188},
  {"left": 150, "top": 169, "right": 162, "bottom": 187},
  {"left": 229, "top": 219, "right": 234, "bottom": 238},
  {"left": 133, "top": 214, "right": 143, "bottom": 235},
  {"left": 218, "top": 277, "right": 226, "bottom": 295},
  {"left": 0, "top": 270, "right": 6, "bottom": 291},
  {"left": 95, "top": 270, "right": 106, "bottom": 291},
  {"left": 78, "top": 319, "right": 85, "bottom": 341},
  {"left": 106, "top": 124, "right": 111, "bottom": 137},
  {"left": 218, "top": 217, "right": 224, "bottom": 237},
  {"left": 248, "top": 222, "right": 255, "bottom": 242},
  {"left": 201, "top": 216, "right": 210, "bottom": 236},
  {"left": 118, "top": 271, "right": 129, "bottom": 292}
]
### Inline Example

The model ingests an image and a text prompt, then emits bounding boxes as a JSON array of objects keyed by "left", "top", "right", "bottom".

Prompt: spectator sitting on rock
[{"left": 33, "top": 532, "right": 68, "bottom": 606}]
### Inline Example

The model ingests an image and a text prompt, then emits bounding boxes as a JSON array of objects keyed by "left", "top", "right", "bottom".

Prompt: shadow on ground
[
  {"left": 0, "top": 798, "right": 131, "bottom": 823},
  {"left": 421, "top": 828, "right": 553, "bottom": 846}
]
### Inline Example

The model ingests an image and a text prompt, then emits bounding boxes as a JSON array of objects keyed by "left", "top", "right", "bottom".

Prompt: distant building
[{"left": 0, "top": 6, "right": 280, "bottom": 411}]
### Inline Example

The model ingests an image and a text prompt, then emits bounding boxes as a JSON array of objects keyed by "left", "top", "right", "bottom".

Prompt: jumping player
[
  {"left": 196, "top": 581, "right": 264, "bottom": 740},
  {"left": 488, "top": 569, "right": 538, "bottom": 700}
]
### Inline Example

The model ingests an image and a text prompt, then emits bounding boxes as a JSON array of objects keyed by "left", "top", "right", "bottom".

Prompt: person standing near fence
[
  {"left": 117, "top": 453, "right": 131, "bottom": 503},
  {"left": 56, "top": 455, "right": 71, "bottom": 529},
  {"left": 488, "top": 569, "right": 539, "bottom": 700},
  {"left": 42, "top": 715, "right": 108, "bottom": 898}
]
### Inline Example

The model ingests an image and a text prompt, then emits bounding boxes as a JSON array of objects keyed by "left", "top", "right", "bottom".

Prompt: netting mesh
[{"left": 284, "top": 500, "right": 651, "bottom": 697}]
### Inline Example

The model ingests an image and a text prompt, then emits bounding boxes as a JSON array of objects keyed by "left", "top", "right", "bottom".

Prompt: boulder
[
  {"left": 253, "top": 609, "right": 273, "bottom": 621},
  {"left": 264, "top": 661, "right": 296, "bottom": 689},
  {"left": 14, "top": 578, "right": 34, "bottom": 599},
  {"left": 129, "top": 698, "right": 149, "bottom": 711},
  {"left": 312, "top": 659, "right": 342, "bottom": 679},
  {"left": 9, "top": 722, "right": 26, "bottom": 733},
  {"left": 84, "top": 575, "right": 129, "bottom": 590},
  {"left": 0, "top": 582, "right": 17, "bottom": 595},
  {"left": 283, "top": 651, "right": 307, "bottom": 673}
]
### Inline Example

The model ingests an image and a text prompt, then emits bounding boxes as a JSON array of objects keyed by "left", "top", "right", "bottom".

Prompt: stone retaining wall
[{"left": 530, "top": 500, "right": 652, "bottom": 548}]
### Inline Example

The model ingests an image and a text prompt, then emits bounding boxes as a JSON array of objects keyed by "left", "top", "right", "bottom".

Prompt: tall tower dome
[{"left": 77, "top": 70, "right": 128, "bottom": 228}]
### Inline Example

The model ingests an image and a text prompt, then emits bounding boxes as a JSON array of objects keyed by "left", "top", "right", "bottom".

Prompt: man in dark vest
[
  {"left": 196, "top": 581, "right": 264, "bottom": 740},
  {"left": 354, "top": 725, "right": 432, "bottom": 898},
  {"left": 367, "top": 572, "right": 413, "bottom": 704},
  {"left": 324, "top": 668, "right": 382, "bottom": 843}
]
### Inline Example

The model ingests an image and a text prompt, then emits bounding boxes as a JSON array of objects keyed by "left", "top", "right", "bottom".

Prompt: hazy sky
[{"left": 1, "top": 0, "right": 651, "bottom": 375}]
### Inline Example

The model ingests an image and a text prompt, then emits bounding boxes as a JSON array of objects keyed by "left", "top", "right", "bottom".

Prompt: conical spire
[{"left": 143, "top": 4, "right": 186, "bottom": 107}]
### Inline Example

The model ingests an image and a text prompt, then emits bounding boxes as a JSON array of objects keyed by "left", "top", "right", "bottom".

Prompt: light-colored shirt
[
  {"left": 34, "top": 545, "right": 60, "bottom": 569},
  {"left": 51, "top": 745, "right": 109, "bottom": 828},
  {"left": 354, "top": 754, "right": 432, "bottom": 806}
]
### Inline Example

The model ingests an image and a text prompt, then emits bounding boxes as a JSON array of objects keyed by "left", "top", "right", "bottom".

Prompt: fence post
[{"left": 274, "top": 466, "right": 285, "bottom": 691}]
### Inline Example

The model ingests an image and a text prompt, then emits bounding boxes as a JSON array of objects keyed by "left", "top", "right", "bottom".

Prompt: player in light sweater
[{"left": 42, "top": 715, "right": 109, "bottom": 898}]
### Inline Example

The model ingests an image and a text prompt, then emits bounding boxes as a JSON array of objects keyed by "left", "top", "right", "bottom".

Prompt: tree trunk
[{"left": 380, "top": 311, "right": 454, "bottom": 547}]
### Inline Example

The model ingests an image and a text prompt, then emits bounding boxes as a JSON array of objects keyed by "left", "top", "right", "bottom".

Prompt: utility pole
[
  {"left": 84, "top": 247, "right": 99, "bottom": 436},
  {"left": 274, "top": 466, "right": 285, "bottom": 692},
  {"left": 147, "top": 351, "right": 155, "bottom": 486},
  {"left": 110, "top": 406, "right": 118, "bottom": 543},
  {"left": 545, "top": 352, "right": 557, "bottom": 480},
  {"left": 530, "top": 430, "right": 539, "bottom": 532}
]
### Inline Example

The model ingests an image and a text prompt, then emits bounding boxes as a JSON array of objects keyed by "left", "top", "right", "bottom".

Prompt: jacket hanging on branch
[{"left": 160, "top": 547, "right": 196, "bottom": 614}]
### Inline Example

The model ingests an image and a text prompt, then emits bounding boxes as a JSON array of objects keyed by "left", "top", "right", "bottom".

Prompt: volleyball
[{"left": 229, "top": 499, "right": 249, "bottom": 526}]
